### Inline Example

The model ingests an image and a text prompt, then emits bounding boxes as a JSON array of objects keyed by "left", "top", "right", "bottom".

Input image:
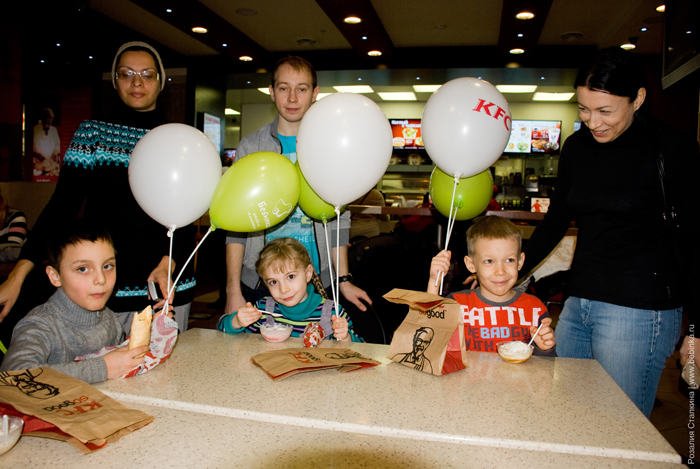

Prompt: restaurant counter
[{"left": 2, "top": 330, "right": 681, "bottom": 466}]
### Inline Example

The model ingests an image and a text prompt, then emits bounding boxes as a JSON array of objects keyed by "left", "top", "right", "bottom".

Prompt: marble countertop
[
  {"left": 92, "top": 329, "right": 680, "bottom": 464},
  {"left": 0, "top": 402, "right": 682, "bottom": 468}
]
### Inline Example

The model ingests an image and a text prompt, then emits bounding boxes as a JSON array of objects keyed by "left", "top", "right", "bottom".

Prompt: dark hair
[
  {"left": 47, "top": 220, "right": 115, "bottom": 270},
  {"left": 466, "top": 216, "right": 522, "bottom": 257},
  {"left": 574, "top": 48, "right": 649, "bottom": 119},
  {"left": 271, "top": 56, "right": 317, "bottom": 89}
]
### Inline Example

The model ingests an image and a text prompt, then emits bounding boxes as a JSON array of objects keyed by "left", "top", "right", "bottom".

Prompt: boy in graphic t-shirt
[{"left": 428, "top": 216, "right": 556, "bottom": 355}]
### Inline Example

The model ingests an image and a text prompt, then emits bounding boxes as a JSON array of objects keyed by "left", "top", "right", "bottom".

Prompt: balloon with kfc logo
[{"left": 422, "top": 78, "right": 511, "bottom": 178}]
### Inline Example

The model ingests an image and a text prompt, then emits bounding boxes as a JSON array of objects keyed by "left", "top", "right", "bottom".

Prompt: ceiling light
[
  {"left": 56, "top": 43, "right": 60, "bottom": 47},
  {"left": 192, "top": 26, "right": 208, "bottom": 34},
  {"left": 378, "top": 92, "right": 417, "bottom": 101},
  {"left": 620, "top": 43, "right": 636, "bottom": 50},
  {"left": 225, "top": 108, "right": 240, "bottom": 115},
  {"left": 239, "top": 56, "right": 253, "bottom": 61},
  {"left": 316, "top": 93, "right": 332, "bottom": 101},
  {"left": 496, "top": 85, "right": 537, "bottom": 93},
  {"left": 258, "top": 87, "right": 271, "bottom": 95},
  {"left": 362, "top": 36, "right": 367, "bottom": 40},
  {"left": 166, "top": 9, "right": 172, "bottom": 13},
  {"left": 88, "top": 56, "right": 93, "bottom": 59},
  {"left": 641, "top": 27, "right": 648, "bottom": 32},
  {"left": 344, "top": 16, "right": 362, "bottom": 24},
  {"left": 533, "top": 92, "right": 575, "bottom": 101},
  {"left": 517, "top": 33, "right": 524, "bottom": 37},
  {"left": 656, "top": 5, "right": 665, "bottom": 12},
  {"left": 509, "top": 48, "right": 525, "bottom": 54},
  {"left": 515, "top": 12, "right": 534, "bottom": 20},
  {"left": 333, "top": 85, "right": 374, "bottom": 93},
  {"left": 414, "top": 85, "right": 442, "bottom": 93},
  {"left": 367, "top": 50, "right": 382, "bottom": 56},
  {"left": 222, "top": 43, "right": 227, "bottom": 47}
]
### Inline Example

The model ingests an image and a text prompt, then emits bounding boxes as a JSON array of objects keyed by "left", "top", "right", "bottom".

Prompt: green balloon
[
  {"left": 430, "top": 167, "right": 493, "bottom": 220},
  {"left": 209, "top": 152, "right": 300, "bottom": 232},
  {"left": 296, "top": 162, "right": 338, "bottom": 222}
]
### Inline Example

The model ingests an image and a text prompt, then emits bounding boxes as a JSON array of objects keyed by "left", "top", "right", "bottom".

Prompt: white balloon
[
  {"left": 297, "top": 93, "right": 393, "bottom": 206},
  {"left": 129, "top": 123, "right": 222, "bottom": 230},
  {"left": 422, "top": 77, "right": 511, "bottom": 178}
]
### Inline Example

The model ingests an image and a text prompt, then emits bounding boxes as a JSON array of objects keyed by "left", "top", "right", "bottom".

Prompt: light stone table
[
  {"left": 84, "top": 328, "right": 681, "bottom": 465},
  {"left": 0, "top": 402, "right": 682, "bottom": 468}
]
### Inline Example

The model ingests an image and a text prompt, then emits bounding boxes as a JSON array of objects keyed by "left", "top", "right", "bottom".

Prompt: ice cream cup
[{"left": 497, "top": 341, "right": 534, "bottom": 363}]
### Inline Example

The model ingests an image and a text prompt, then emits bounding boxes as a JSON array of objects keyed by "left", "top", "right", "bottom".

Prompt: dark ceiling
[{"left": 17, "top": 0, "right": 667, "bottom": 81}]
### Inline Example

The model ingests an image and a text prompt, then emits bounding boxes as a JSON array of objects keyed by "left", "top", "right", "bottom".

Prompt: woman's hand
[
  {"left": 147, "top": 256, "right": 175, "bottom": 304},
  {"left": 0, "top": 260, "right": 34, "bottom": 323}
]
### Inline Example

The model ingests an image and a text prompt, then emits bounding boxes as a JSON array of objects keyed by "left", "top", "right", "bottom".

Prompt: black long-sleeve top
[
  {"left": 20, "top": 103, "right": 196, "bottom": 311},
  {"left": 522, "top": 119, "right": 699, "bottom": 325}
]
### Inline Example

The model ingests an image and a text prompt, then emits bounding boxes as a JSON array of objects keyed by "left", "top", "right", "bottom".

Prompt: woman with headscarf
[{"left": 0, "top": 41, "right": 195, "bottom": 335}]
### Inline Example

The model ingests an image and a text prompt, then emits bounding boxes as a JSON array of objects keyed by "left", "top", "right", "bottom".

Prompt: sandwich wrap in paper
[
  {"left": 76, "top": 313, "right": 178, "bottom": 378},
  {"left": 0, "top": 367, "right": 153, "bottom": 454},
  {"left": 128, "top": 305, "right": 153, "bottom": 352},
  {"left": 384, "top": 289, "right": 467, "bottom": 376},
  {"left": 251, "top": 348, "right": 381, "bottom": 381}
]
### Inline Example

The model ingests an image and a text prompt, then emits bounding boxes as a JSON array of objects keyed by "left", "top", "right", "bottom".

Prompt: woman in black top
[{"left": 522, "top": 48, "right": 698, "bottom": 418}]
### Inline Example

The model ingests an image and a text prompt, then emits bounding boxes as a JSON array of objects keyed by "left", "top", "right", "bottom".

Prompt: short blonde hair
[
  {"left": 256, "top": 238, "right": 312, "bottom": 278},
  {"left": 466, "top": 216, "right": 522, "bottom": 257}
]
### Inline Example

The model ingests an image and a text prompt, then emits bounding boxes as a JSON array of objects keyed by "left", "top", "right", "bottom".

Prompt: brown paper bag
[
  {"left": 0, "top": 367, "right": 153, "bottom": 453},
  {"left": 251, "top": 348, "right": 381, "bottom": 381},
  {"left": 384, "top": 289, "right": 467, "bottom": 376}
]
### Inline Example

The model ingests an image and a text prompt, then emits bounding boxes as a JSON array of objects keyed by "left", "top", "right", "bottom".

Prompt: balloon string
[
  {"left": 334, "top": 206, "right": 341, "bottom": 321},
  {"left": 168, "top": 226, "right": 214, "bottom": 299},
  {"left": 323, "top": 220, "right": 337, "bottom": 306},
  {"left": 164, "top": 228, "right": 174, "bottom": 314},
  {"left": 435, "top": 174, "right": 460, "bottom": 295}
]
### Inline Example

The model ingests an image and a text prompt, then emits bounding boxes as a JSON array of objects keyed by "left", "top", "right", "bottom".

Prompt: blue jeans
[{"left": 555, "top": 297, "right": 682, "bottom": 418}]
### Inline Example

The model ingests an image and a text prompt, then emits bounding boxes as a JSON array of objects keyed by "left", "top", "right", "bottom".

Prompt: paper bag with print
[
  {"left": 384, "top": 289, "right": 467, "bottom": 376},
  {"left": 0, "top": 367, "right": 153, "bottom": 453},
  {"left": 251, "top": 348, "right": 381, "bottom": 381}
]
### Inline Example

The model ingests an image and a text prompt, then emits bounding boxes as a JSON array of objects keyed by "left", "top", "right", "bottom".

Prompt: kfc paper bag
[
  {"left": 252, "top": 348, "right": 381, "bottom": 381},
  {"left": 384, "top": 289, "right": 467, "bottom": 376},
  {"left": 0, "top": 368, "right": 153, "bottom": 453}
]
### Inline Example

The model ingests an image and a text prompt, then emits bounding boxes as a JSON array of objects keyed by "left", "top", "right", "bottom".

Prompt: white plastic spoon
[{"left": 528, "top": 323, "right": 544, "bottom": 347}]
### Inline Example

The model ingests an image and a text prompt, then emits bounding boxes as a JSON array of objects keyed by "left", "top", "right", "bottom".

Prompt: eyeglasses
[{"left": 115, "top": 68, "right": 159, "bottom": 82}]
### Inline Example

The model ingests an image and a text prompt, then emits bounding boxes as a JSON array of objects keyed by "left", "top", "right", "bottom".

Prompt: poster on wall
[
  {"left": 28, "top": 89, "right": 91, "bottom": 182},
  {"left": 203, "top": 113, "right": 221, "bottom": 154}
]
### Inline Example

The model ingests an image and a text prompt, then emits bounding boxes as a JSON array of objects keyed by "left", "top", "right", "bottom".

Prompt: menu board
[
  {"left": 390, "top": 119, "right": 423, "bottom": 150},
  {"left": 505, "top": 120, "right": 562, "bottom": 154}
]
